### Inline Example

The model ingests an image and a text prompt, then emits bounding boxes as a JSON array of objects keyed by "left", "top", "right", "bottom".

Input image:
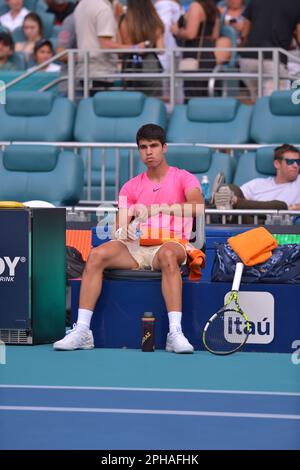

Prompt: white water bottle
[{"left": 201, "top": 175, "right": 210, "bottom": 202}]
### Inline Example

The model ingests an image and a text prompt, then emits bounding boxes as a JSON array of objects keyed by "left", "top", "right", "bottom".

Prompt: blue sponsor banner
[{"left": 0, "top": 210, "right": 30, "bottom": 329}]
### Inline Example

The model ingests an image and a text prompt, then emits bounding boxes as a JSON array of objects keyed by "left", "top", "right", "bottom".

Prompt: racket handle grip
[{"left": 232, "top": 262, "right": 244, "bottom": 291}]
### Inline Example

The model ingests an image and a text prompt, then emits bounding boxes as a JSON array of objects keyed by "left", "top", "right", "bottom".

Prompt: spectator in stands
[
  {"left": 56, "top": 10, "right": 76, "bottom": 94},
  {"left": 53, "top": 123, "right": 204, "bottom": 353},
  {"left": 215, "top": 144, "right": 300, "bottom": 211},
  {"left": 118, "top": 0, "right": 164, "bottom": 96},
  {"left": 154, "top": 0, "right": 184, "bottom": 102},
  {"left": 15, "top": 13, "right": 43, "bottom": 63},
  {"left": 45, "top": 0, "right": 76, "bottom": 26},
  {"left": 0, "top": 0, "right": 29, "bottom": 33},
  {"left": 171, "top": 0, "right": 232, "bottom": 99},
  {"left": 0, "top": 31, "right": 17, "bottom": 70},
  {"left": 287, "top": 28, "right": 300, "bottom": 79},
  {"left": 218, "top": 0, "right": 245, "bottom": 46},
  {"left": 29, "top": 38, "right": 61, "bottom": 72},
  {"left": 74, "top": 0, "right": 145, "bottom": 96},
  {"left": 239, "top": 0, "right": 300, "bottom": 101}
]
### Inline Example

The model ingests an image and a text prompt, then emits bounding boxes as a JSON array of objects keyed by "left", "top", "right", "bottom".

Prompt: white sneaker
[
  {"left": 53, "top": 324, "right": 94, "bottom": 351},
  {"left": 166, "top": 331, "right": 194, "bottom": 354},
  {"left": 210, "top": 172, "right": 225, "bottom": 205},
  {"left": 215, "top": 185, "right": 233, "bottom": 210}
]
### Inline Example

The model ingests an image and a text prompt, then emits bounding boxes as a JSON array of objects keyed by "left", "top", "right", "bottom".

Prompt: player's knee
[
  {"left": 86, "top": 246, "right": 109, "bottom": 269},
  {"left": 159, "top": 249, "right": 179, "bottom": 270}
]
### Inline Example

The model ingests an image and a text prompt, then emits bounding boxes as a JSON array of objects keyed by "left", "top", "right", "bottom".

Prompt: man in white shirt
[
  {"left": 215, "top": 144, "right": 300, "bottom": 211},
  {"left": 74, "top": 0, "right": 144, "bottom": 95},
  {"left": 0, "top": 0, "right": 29, "bottom": 33}
]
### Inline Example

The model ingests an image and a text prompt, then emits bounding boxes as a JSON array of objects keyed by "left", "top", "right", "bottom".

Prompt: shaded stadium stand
[
  {"left": 167, "top": 97, "right": 252, "bottom": 144},
  {"left": 74, "top": 91, "right": 167, "bottom": 201},
  {"left": 250, "top": 91, "right": 300, "bottom": 144},
  {"left": 0, "top": 91, "right": 75, "bottom": 140},
  {"left": 0, "top": 145, "right": 83, "bottom": 205},
  {"left": 233, "top": 147, "right": 276, "bottom": 186}
]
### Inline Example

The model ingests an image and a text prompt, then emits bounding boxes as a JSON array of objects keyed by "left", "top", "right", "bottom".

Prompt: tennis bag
[
  {"left": 211, "top": 243, "right": 300, "bottom": 284},
  {"left": 66, "top": 246, "right": 86, "bottom": 279}
]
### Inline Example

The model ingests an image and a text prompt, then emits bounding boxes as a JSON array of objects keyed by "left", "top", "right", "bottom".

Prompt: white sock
[
  {"left": 168, "top": 311, "right": 182, "bottom": 333},
  {"left": 77, "top": 308, "right": 93, "bottom": 330}
]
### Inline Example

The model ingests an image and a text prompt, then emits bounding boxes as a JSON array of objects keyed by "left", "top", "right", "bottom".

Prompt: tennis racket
[{"left": 202, "top": 262, "right": 250, "bottom": 355}]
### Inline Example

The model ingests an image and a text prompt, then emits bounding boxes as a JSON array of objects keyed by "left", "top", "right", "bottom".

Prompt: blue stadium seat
[
  {"left": 35, "top": 0, "right": 47, "bottom": 13},
  {"left": 0, "top": 71, "right": 60, "bottom": 93},
  {"left": 167, "top": 97, "right": 252, "bottom": 144},
  {"left": 0, "top": 145, "right": 83, "bottom": 206},
  {"left": 0, "top": 91, "right": 75, "bottom": 140},
  {"left": 24, "top": 0, "right": 38, "bottom": 10},
  {"left": 166, "top": 146, "right": 234, "bottom": 190},
  {"left": 250, "top": 91, "right": 300, "bottom": 144},
  {"left": 74, "top": 91, "right": 167, "bottom": 201},
  {"left": 9, "top": 51, "right": 26, "bottom": 70},
  {"left": 0, "top": 2, "right": 7, "bottom": 15},
  {"left": 233, "top": 147, "right": 276, "bottom": 186}
]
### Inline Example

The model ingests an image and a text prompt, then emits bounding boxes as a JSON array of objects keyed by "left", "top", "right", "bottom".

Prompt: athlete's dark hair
[{"left": 136, "top": 123, "right": 166, "bottom": 146}]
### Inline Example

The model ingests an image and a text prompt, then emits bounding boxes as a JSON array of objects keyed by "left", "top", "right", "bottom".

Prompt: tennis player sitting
[{"left": 54, "top": 123, "right": 204, "bottom": 353}]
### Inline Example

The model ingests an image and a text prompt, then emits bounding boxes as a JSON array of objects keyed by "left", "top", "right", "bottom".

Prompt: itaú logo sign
[
  {"left": 0, "top": 256, "right": 26, "bottom": 282},
  {"left": 224, "top": 312, "right": 274, "bottom": 344},
  {"left": 224, "top": 291, "right": 274, "bottom": 344}
]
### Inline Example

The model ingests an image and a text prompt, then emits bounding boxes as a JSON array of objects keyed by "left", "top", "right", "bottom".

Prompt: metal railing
[
  {"left": 1, "top": 47, "right": 300, "bottom": 108},
  {"left": 1, "top": 141, "right": 300, "bottom": 225},
  {"left": 64, "top": 205, "right": 300, "bottom": 229},
  {"left": 1, "top": 141, "right": 294, "bottom": 203}
]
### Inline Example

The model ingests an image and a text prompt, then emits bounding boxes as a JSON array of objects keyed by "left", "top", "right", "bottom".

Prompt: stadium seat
[
  {"left": 0, "top": 2, "right": 7, "bottom": 15},
  {"left": 167, "top": 97, "right": 252, "bottom": 144},
  {"left": 8, "top": 51, "right": 26, "bottom": 70},
  {"left": 0, "top": 145, "right": 83, "bottom": 206},
  {"left": 250, "top": 91, "right": 300, "bottom": 144},
  {"left": 166, "top": 146, "right": 234, "bottom": 190},
  {"left": 0, "top": 71, "right": 61, "bottom": 93},
  {"left": 233, "top": 147, "right": 276, "bottom": 186},
  {"left": 0, "top": 91, "right": 75, "bottom": 140},
  {"left": 35, "top": 0, "right": 48, "bottom": 13},
  {"left": 24, "top": 0, "right": 38, "bottom": 10},
  {"left": 74, "top": 91, "right": 167, "bottom": 201}
]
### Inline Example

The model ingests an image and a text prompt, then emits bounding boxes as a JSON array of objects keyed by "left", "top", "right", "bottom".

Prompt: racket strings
[{"left": 203, "top": 308, "right": 249, "bottom": 354}]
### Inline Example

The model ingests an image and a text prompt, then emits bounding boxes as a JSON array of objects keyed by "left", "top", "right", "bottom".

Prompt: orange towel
[
  {"left": 139, "top": 227, "right": 185, "bottom": 246},
  {"left": 186, "top": 246, "right": 206, "bottom": 281},
  {"left": 66, "top": 229, "right": 92, "bottom": 261},
  {"left": 139, "top": 227, "right": 206, "bottom": 280},
  {"left": 228, "top": 227, "right": 278, "bottom": 266}
]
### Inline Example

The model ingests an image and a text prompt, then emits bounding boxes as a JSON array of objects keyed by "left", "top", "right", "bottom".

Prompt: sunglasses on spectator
[{"left": 277, "top": 157, "right": 300, "bottom": 166}]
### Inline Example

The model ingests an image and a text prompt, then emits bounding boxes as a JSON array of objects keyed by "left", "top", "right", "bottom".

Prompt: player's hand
[{"left": 114, "top": 222, "right": 140, "bottom": 241}]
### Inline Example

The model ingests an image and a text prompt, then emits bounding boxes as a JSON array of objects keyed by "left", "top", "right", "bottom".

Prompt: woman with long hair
[
  {"left": 171, "top": 0, "right": 231, "bottom": 99},
  {"left": 15, "top": 12, "right": 43, "bottom": 62},
  {"left": 118, "top": 0, "right": 164, "bottom": 96}
]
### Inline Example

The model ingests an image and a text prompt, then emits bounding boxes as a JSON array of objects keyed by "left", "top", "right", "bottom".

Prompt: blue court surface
[{"left": 0, "top": 345, "right": 299, "bottom": 450}]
